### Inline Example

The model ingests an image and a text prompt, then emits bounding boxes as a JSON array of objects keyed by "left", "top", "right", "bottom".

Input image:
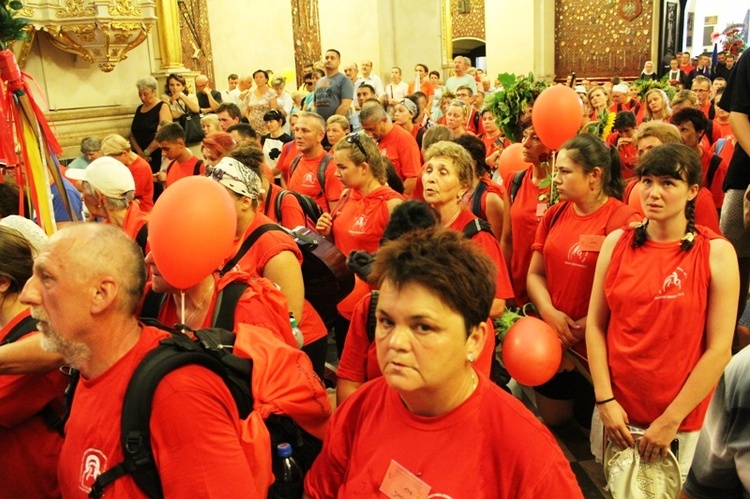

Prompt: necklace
[{"left": 183, "top": 281, "right": 215, "bottom": 327}]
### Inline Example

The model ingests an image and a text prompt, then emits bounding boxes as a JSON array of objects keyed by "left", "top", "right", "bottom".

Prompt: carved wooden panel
[
  {"left": 291, "top": 0, "right": 321, "bottom": 87},
  {"left": 178, "top": 0, "right": 215, "bottom": 83},
  {"left": 555, "top": 0, "right": 653, "bottom": 80},
  {"left": 451, "top": 0, "right": 485, "bottom": 40}
]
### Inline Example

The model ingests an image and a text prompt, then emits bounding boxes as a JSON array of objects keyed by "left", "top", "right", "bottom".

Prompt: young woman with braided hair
[{"left": 586, "top": 143, "right": 738, "bottom": 479}]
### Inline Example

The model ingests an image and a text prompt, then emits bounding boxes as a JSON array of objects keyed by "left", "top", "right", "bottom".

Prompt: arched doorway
[{"left": 452, "top": 37, "right": 487, "bottom": 70}]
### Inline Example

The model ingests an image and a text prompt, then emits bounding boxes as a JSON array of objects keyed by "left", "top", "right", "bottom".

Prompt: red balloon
[
  {"left": 531, "top": 85, "right": 584, "bottom": 150},
  {"left": 497, "top": 143, "right": 530, "bottom": 181},
  {"left": 502, "top": 316, "right": 563, "bottom": 386},
  {"left": 149, "top": 176, "right": 237, "bottom": 289}
]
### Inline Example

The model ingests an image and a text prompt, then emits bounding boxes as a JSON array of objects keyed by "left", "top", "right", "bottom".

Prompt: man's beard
[{"left": 31, "top": 308, "right": 91, "bottom": 369}]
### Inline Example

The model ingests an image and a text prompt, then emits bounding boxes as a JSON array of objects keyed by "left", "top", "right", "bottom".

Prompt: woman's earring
[{"left": 467, "top": 353, "right": 474, "bottom": 363}]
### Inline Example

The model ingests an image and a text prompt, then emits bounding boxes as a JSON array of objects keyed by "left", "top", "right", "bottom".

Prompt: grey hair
[
  {"left": 80, "top": 137, "right": 102, "bottom": 154},
  {"left": 135, "top": 76, "right": 158, "bottom": 92},
  {"left": 82, "top": 181, "right": 134, "bottom": 211}
]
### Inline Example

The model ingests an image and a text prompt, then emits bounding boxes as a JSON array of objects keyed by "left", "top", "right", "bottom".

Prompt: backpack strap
[
  {"left": 317, "top": 154, "right": 333, "bottom": 194},
  {"left": 462, "top": 218, "right": 494, "bottom": 239},
  {"left": 366, "top": 290, "right": 380, "bottom": 343},
  {"left": 470, "top": 181, "right": 489, "bottom": 219},
  {"left": 192, "top": 159, "right": 204, "bottom": 176},
  {"left": 211, "top": 282, "right": 249, "bottom": 330},
  {"left": 706, "top": 154, "right": 723, "bottom": 190},
  {"left": 219, "top": 224, "right": 286, "bottom": 276},
  {"left": 89, "top": 330, "right": 253, "bottom": 499},
  {"left": 139, "top": 289, "right": 169, "bottom": 321},
  {"left": 0, "top": 315, "right": 39, "bottom": 345},
  {"left": 289, "top": 154, "right": 303, "bottom": 177},
  {"left": 165, "top": 159, "right": 176, "bottom": 175},
  {"left": 274, "top": 188, "right": 289, "bottom": 223},
  {"left": 135, "top": 223, "right": 149, "bottom": 256},
  {"left": 509, "top": 169, "right": 527, "bottom": 204}
]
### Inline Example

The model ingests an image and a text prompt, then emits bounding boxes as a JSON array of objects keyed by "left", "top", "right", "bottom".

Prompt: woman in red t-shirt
[
  {"left": 393, "top": 96, "right": 425, "bottom": 149},
  {"left": 500, "top": 120, "right": 552, "bottom": 306},
  {"left": 527, "top": 134, "right": 639, "bottom": 429},
  {"left": 454, "top": 134, "right": 507, "bottom": 243},
  {"left": 587, "top": 143, "right": 737, "bottom": 475},
  {"left": 444, "top": 99, "right": 471, "bottom": 138}
]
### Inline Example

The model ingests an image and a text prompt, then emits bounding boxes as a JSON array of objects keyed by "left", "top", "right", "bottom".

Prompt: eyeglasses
[
  {"left": 345, "top": 132, "right": 368, "bottom": 159},
  {"left": 205, "top": 165, "right": 243, "bottom": 183}
]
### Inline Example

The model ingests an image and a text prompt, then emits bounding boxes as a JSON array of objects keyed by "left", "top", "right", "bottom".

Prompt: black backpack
[
  {"left": 220, "top": 224, "right": 354, "bottom": 327},
  {"left": 274, "top": 188, "right": 324, "bottom": 229},
  {"left": 1, "top": 315, "right": 66, "bottom": 436},
  {"left": 289, "top": 154, "right": 333, "bottom": 212},
  {"left": 509, "top": 169, "right": 527, "bottom": 204}
]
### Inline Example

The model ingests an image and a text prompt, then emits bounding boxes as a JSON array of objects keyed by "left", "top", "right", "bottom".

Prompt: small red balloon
[
  {"left": 497, "top": 143, "right": 530, "bottom": 181},
  {"left": 502, "top": 316, "right": 563, "bottom": 386},
  {"left": 532, "top": 85, "right": 584, "bottom": 150},
  {"left": 149, "top": 176, "right": 237, "bottom": 289}
]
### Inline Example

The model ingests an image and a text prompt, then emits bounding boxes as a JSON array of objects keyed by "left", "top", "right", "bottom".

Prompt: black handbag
[{"left": 178, "top": 101, "right": 204, "bottom": 144}]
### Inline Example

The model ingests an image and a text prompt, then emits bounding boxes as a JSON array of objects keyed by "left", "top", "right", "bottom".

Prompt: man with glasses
[
  {"left": 692, "top": 75, "right": 713, "bottom": 119},
  {"left": 455, "top": 85, "right": 483, "bottom": 135},
  {"left": 195, "top": 74, "right": 222, "bottom": 114},
  {"left": 313, "top": 49, "right": 354, "bottom": 122},
  {"left": 287, "top": 112, "right": 343, "bottom": 211},
  {"left": 359, "top": 104, "right": 420, "bottom": 196},
  {"left": 154, "top": 123, "right": 205, "bottom": 188},
  {"left": 360, "top": 60, "right": 385, "bottom": 99},
  {"left": 445, "top": 56, "right": 477, "bottom": 94}
]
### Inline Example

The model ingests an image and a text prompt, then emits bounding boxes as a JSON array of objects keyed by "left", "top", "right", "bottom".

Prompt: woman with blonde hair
[
  {"left": 644, "top": 88, "right": 672, "bottom": 122},
  {"left": 100, "top": 133, "right": 155, "bottom": 212},
  {"left": 443, "top": 99, "right": 471, "bottom": 137},
  {"left": 325, "top": 115, "right": 350, "bottom": 153},
  {"left": 200, "top": 114, "right": 221, "bottom": 136}
]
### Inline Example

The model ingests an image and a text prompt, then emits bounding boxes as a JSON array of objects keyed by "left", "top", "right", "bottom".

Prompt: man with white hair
[
  {"left": 20, "top": 223, "right": 258, "bottom": 497},
  {"left": 195, "top": 74, "right": 222, "bottom": 114},
  {"left": 445, "top": 56, "right": 477, "bottom": 94}
]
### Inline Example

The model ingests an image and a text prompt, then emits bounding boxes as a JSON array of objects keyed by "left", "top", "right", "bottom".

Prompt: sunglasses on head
[
  {"left": 205, "top": 165, "right": 243, "bottom": 183},
  {"left": 345, "top": 132, "right": 368, "bottom": 159}
]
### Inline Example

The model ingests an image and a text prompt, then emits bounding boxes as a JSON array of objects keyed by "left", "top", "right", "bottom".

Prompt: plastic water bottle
[
  {"left": 276, "top": 442, "right": 303, "bottom": 484},
  {"left": 290, "top": 314, "right": 304, "bottom": 348}
]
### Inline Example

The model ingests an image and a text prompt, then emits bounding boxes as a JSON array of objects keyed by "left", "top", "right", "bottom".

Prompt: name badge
[
  {"left": 580, "top": 234, "right": 606, "bottom": 252},
  {"left": 379, "top": 460, "right": 431, "bottom": 499},
  {"left": 536, "top": 203, "right": 547, "bottom": 217}
]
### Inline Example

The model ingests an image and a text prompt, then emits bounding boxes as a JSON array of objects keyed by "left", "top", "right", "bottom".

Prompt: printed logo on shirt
[
  {"left": 565, "top": 242, "right": 588, "bottom": 268},
  {"left": 302, "top": 172, "right": 316, "bottom": 187},
  {"left": 350, "top": 214, "right": 368, "bottom": 235},
  {"left": 79, "top": 448, "right": 108, "bottom": 493},
  {"left": 656, "top": 267, "right": 687, "bottom": 300}
]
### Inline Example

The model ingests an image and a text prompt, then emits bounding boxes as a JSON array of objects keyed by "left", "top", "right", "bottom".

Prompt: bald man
[
  {"left": 21, "top": 224, "right": 257, "bottom": 497},
  {"left": 195, "top": 74, "right": 222, "bottom": 113}
]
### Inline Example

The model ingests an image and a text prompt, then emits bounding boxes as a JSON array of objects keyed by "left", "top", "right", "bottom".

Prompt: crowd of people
[{"left": 0, "top": 44, "right": 749, "bottom": 498}]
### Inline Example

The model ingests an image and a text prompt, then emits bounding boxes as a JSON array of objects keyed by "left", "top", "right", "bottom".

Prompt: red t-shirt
[
  {"left": 0, "top": 310, "right": 66, "bottom": 499},
  {"left": 59, "top": 325, "right": 258, "bottom": 497},
  {"left": 305, "top": 375, "right": 583, "bottom": 498},
  {"left": 128, "top": 155, "right": 155, "bottom": 212},
  {"left": 286, "top": 152, "right": 344, "bottom": 212},
  {"left": 331, "top": 186, "right": 403, "bottom": 255},
  {"left": 407, "top": 79, "right": 434, "bottom": 98},
  {"left": 262, "top": 183, "right": 307, "bottom": 230},
  {"left": 506, "top": 167, "right": 550, "bottom": 305},
  {"left": 605, "top": 226, "right": 721, "bottom": 431},
  {"left": 377, "top": 125, "right": 421, "bottom": 182},
  {"left": 713, "top": 120, "right": 732, "bottom": 139},
  {"left": 532, "top": 199, "right": 640, "bottom": 360},
  {"left": 449, "top": 210, "right": 514, "bottom": 301},
  {"left": 276, "top": 141, "right": 298, "bottom": 184},
  {"left": 165, "top": 155, "right": 204, "bottom": 188},
  {"left": 120, "top": 202, "right": 149, "bottom": 249},
  {"left": 156, "top": 272, "right": 298, "bottom": 349},
  {"left": 228, "top": 212, "right": 328, "bottom": 345}
]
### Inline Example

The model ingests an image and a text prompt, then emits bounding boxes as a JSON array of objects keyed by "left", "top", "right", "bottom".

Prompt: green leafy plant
[
  {"left": 632, "top": 77, "right": 676, "bottom": 101},
  {"left": 0, "top": 0, "right": 30, "bottom": 51},
  {"left": 486, "top": 72, "right": 550, "bottom": 144},
  {"left": 493, "top": 303, "right": 537, "bottom": 349}
]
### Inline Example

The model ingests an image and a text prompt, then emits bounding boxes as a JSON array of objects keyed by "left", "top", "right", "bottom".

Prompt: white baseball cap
[{"left": 65, "top": 156, "right": 135, "bottom": 199}]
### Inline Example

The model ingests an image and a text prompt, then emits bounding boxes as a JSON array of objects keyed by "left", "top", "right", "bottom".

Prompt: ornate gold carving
[
  {"left": 290, "top": 0, "right": 322, "bottom": 87},
  {"left": 441, "top": 0, "right": 453, "bottom": 65},
  {"left": 109, "top": 0, "right": 143, "bottom": 17},
  {"left": 56, "top": 0, "right": 96, "bottom": 18}
]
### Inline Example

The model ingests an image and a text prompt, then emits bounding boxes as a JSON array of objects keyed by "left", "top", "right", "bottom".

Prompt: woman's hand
[
  {"left": 639, "top": 415, "right": 679, "bottom": 462},
  {"left": 598, "top": 400, "right": 635, "bottom": 450},
  {"left": 541, "top": 308, "right": 580, "bottom": 348},
  {"left": 316, "top": 213, "right": 333, "bottom": 236}
]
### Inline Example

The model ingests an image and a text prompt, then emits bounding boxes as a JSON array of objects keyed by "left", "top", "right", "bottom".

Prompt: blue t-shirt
[
  {"left": 313, "top": 72, "right": 354, "bottom": 121},
  {"left": 51, "top": 178, "right": 83, "bottom": 222}
]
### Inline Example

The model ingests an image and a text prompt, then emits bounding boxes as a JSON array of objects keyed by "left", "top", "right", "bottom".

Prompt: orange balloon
[
  {"left": 497, "top": 143, "right": 530, "bottom": 181},
  {"left": 502, "top": 316, "right": 562, "bottom": 386},
  {"left": 149, "top": 176, "right": 237, "bottom": 289},
  {"left": 531, "top": 85, "right": 584, "bottom": 150}
]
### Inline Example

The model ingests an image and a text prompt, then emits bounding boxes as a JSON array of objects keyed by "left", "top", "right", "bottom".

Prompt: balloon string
[{"left": 180, "top": 290, "right": 186, "bottom": 325}]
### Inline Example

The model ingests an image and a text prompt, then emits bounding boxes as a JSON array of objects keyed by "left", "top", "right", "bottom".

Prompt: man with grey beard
[{"left": 20, "top": 223, "right": 256, "bottom": 497}]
